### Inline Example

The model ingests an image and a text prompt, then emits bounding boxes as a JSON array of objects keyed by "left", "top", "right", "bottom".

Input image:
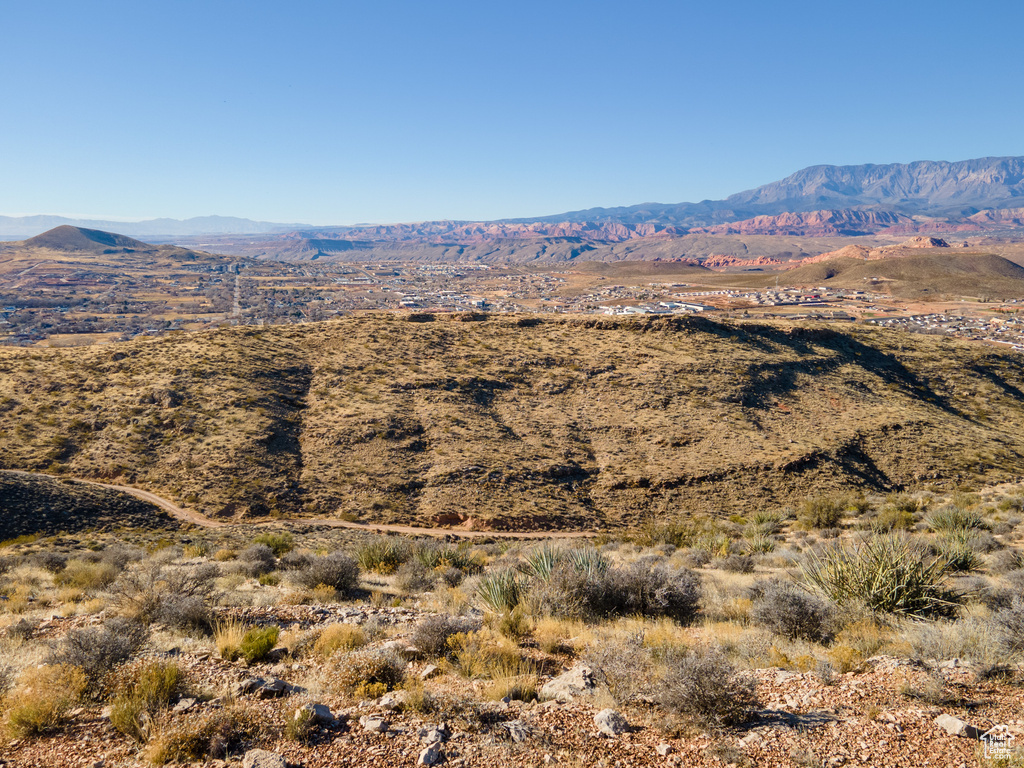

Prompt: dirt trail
[{"left": 6, "top": 471, "right": 599, "bottom": 539}]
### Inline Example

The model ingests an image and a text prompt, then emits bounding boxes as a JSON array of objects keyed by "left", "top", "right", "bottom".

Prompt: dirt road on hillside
[{"left": 5, "top": 471, "right": 599, "bottom": 539}]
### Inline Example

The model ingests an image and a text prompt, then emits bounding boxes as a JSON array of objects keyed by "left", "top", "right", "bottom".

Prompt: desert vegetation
[{"left": 1, "top": 484, "right": 1022, "bottom": 766}]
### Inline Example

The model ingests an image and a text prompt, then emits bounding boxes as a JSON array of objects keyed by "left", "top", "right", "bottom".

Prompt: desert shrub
[
  {"left": 111, "top": 561, "right": 218, "bottom": 632},
  {"left": 743, "top": 531, "right": 776, "bottom": 555},
  {"left": 331, "top": 648, "right": 405, "bottom": 696},
  {"left": 412, "top": 614, "right": 478, "bottom": 657},
  {"left": 870, "top": 507, "right": 916, "bottom": 533},
  {"left": 239, "top": 625, "right": 280, "bottom": 664},
  {"left": 214, "top": 619, "right": 247, "bottom": 661},
  {"left": 357, "top": 538, "right": 410, "bottom": 574},
  {"left": 33, "top": 551, "right": 67, "bottom": 573},
  {"left": 3, "top": 664, "right": 88, "bottom": 738},
  {"left": 800, "top": 534, "right": 963, "bottom": 619},
  {"left": 656, "top": 646, "right": 758, "bottom": 727},
  {"left": 988, "top": 550, "right": 1024, "bottom": 575},
  {"left": 993, "top": 597, "right": 1024, "bottom": 655},
  {"left": 440, "top": 566, "right": 465, "bottom": 587},
  {"left": 476, "top": 569, "right": 524, "bottom": 613},
  {"left": 53, "top": 558, "right": 118, "bottom": 590},
  {"left": 926, "top": 505, "right": 987, "bottom": 533},
  {"left": 679, "top": 548, "right": 712, "bottom": 568},
  {"left": 586, "top": 631, "right": 657, "bottom": 705},
  {"left": 101, "top": 544, "right": 146, "bottom": 570},
  {"left": 279, "top": 550, "right": 313, "bottom": 570},
  {"left": 49, "top": 616, "right": 149, "bottom": 685},
  {"left": 748, "top": 580, "right": 832, "bottom": 641},
  {"left": 447, "top": 630, "right": 522, "bottom": 679},
  {"left": 902, "top": 616, "right": 1005, "bottom": 667},
  {"left": 110, "top": 660, "right": 185, "bottom": 743},
  {"left": 252, "top": 532, "right": 294, "bottom": 556},
  {"left": 395, "top": 559, "right": 436, "bottom": 593},
  {"left": 934, "top": 532, "right": 985, "bottom": 573},
  {"left": 292, "top": 552, "right": 360, "bottom": 593},
  {"left": 415, "top": 541, "right": 483, "bottom": 573},
  {"left": 796, "top": 495, "right": 844, "bottom": 530},
  {"left": 313, "top": 623, "right": 366, "bottom": 659},
  {"left": 748, "top": 509, "right": 788, "bottom": 535},
  {"left": 144, "top": 705, "right": 262, "bottom": 764},
  {"left": 591, "top": 563, "right": 701, "bottom": 622},
  {"left": 212, "top": 548, "right": 236, "bottom": 562},
  {"left": 718, "top": 554, "right": 754, "bottom": 573},
  {"left": 239, "top": 544, "right": 276, "bottom": 577}
]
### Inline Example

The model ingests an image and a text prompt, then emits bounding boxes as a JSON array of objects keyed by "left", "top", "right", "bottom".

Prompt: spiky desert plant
[
  {"left": 476, "top": 569, "right": 523, "bottom": 613},
  {"left": 800, "top": 534, "right": 963, "bottom": 619},
  {"left": 925, "top": 506, "right": 987, "bottom": 534}
]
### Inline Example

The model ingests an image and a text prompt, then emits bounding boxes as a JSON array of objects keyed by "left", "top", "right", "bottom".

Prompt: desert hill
[
  {"left": 23, "top": 225, "right": 153, "bottom": 252},
  {"left": 0, "top": 315, "right": 1021, "bottom": 531},
  {"left": 0, "top": 471, "right": 178, "bottom": 540},
  {"left": 781, "top": 252, "right": 1024, "bottom": 299}
]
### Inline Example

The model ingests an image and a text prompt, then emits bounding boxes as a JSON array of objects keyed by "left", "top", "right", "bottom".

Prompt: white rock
[
  {"left": 418, "top": 741, "right": 442, "bottom": 765},
  {"left": 594, "top": 708, "right": 629, "bottom": 737},
  {"left": 241, "top": 749, "right": 286, "bottom": 768}
]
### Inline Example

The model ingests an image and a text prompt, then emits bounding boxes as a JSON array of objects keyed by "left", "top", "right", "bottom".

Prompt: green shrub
[
  {"left": 145, "top": 705, "right": 261, "bottom": 764},
  {"left": 252, "top": 532, "right": 294, "bottom": 556},
  {"left": 110, "top": 661, "right": 185, "bottom": 743},
  {"left": 796, "top": 496, "right": 844, "bottom": 530},
  {"left": 934, "top": 531, "right": 985, "bottom": 573},
  {"left": 926, "top": 505, "right": 987, "bottom": 534},
  {"left": 871, "top": 507, "right": 916, "bottom": 533},
  {"left": 4, "top": 664, "right": 88, "bottom": 738},
  {"left": 313, "top": 623, "right": 366, "bottom": 659},
  {"left": 414, "top": 542, "right": 483, "bottom": 573},
  {"left": 800, "top": 534, "right": 963, "bottom": 619},
  {"left": 331, "top": 648, "right": 405, "bottom": 696},
  {"left": 239, "top": 625, "right": 280, "bottom": 664},
  {"left": 357, "top": 538, "right": 410, "bottom": 574}
]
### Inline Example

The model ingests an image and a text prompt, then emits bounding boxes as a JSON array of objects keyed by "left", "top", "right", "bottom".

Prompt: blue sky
[{"left": 1, "top": 0, "right": 1022, "bottom": 225}]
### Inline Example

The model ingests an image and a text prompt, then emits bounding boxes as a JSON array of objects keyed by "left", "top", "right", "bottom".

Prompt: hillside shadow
[{"left": 736, "top": 327, "right": 959, "bottom": 415}]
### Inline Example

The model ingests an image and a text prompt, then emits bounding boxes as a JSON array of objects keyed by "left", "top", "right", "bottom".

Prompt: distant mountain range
[
  {"left": 0, "top": 214, "right": 295, "bottom": 240},
  {"left": 3, "top": 156, "right": 1023, "bottom": 247}
]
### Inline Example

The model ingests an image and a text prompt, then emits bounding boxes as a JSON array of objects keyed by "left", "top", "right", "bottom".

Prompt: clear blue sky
[{"left": 2, "top": 0, "right": 1022, "bottom": 225}]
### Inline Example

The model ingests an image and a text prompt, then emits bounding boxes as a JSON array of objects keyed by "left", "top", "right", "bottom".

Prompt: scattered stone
[
  {"left": 503, "top": 719, "right": 529, "bottom": 743},
  {"left": 379, "top": 690, "right": 409, "bottom": 711},
  {"left": 656, "top": 744, "right": 673, "bottom": 756},
  {"left": 360, "top": 715, "right": 389, "bottom": 733},
  {"left": 594, "top": 709, "right": 629, "bottom": 737},
  {"left": 540, "top": 663, "right": 598, "bottom": 702},
  {"left": 934, "top": 713, "right": 981, "bottom": 739},
  {"left": 420, "top": 664, "right": 441, "bottom": 680},
  {"left": 233, "top": 676, "right": 302, "bottom": 699},
  {"left": 418, "top": 742, "right": 442, "bottom": 766},
  {"left": 172, "top": 697, "right": 196, "bottom": 714},
  {"left": 295, "top": 702, "right": 334, "bottom": 725},
  {"left": 241, "top": 750, "right": 286, "bottom": 768},
  {"left": 739, "top": 731, "right": 764, "bottom": 747}
]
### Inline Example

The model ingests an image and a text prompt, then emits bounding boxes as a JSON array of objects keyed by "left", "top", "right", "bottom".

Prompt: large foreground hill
[{"left": 1, "top": 315, "right": 1022, "bottom": 530}]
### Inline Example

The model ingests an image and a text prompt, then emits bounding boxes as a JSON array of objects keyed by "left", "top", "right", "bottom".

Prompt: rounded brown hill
[
  {"left": 783, "top": 252, "right": 1024, "bottom": 298},
  {"left": 0, "top": 315, "right": 1022, "bottom": 531},
  {"left": 23, "top": 225, "right": 153, "bottom": 252}
]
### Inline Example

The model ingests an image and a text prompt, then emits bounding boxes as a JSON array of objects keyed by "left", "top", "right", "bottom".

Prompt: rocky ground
[{"left": 3, "top": 604, "right": 1021, "bottom": 768}]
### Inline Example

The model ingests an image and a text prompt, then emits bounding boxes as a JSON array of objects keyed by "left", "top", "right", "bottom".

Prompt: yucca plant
[
  {"left": 934, "top": 531, "right": 984, "bottom": 573},
  {"left": 800, "top": 534, "right": 963, "bottom": 619},
  {"left": 357, "top": 538, "right": 410, "bottom": 574},
  {"left": 925, "top": 505, "right": 987, "bottom": 534},
  {"left": 476, "top": 569, "right": 523, "bottom": 613},
  {"left": 415, "top": 542, "right": 482, "bottom": 573}
]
